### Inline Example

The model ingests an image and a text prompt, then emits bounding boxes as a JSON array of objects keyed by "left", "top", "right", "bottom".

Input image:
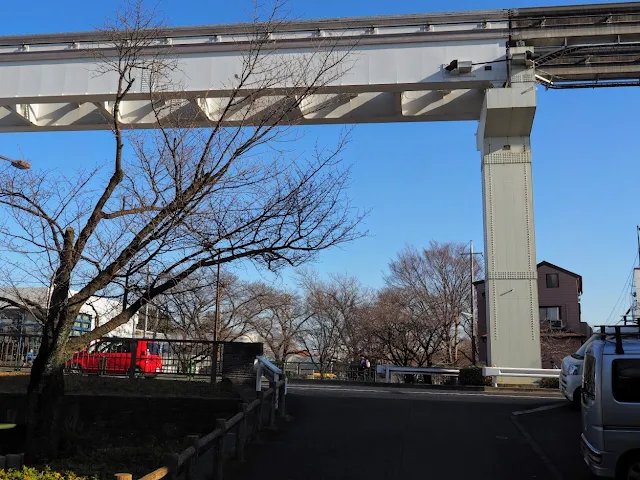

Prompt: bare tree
[
  {"left": 155, "top": 270, "right": 256, "bottom": 341},
  {"left": 246, "top": 283, "right": 309, "bottom": 363},
  {"left": 328, "top": 274, "right": 371, "bottom": 361},
  {"left": 0, "top": 1, "right": 361, "bottom": 460},
  {"left": 539, "top": 323, "right": 580, "bottom": 369},
  {"left": 385, "top": 242, "right": 481, "bottom": 365},
  {"left": 367, "top": 287, "right": 444, "bottom": 370},
  {"left": 298, "top": 272, "right": 368, "bottom": 375}
]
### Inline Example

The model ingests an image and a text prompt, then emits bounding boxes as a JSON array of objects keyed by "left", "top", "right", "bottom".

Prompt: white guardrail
[
  {"left": 255, "top": 356, "right": 287, "bottom": 400},
  {"left": 374, "top": 364, "right": 560, "bottom": 387},
  {"left": 483, "top": 366, "right": 560, "bottom": 387},
  {"left": 376, "top": 364, "right": 460, "bottom": 383}
]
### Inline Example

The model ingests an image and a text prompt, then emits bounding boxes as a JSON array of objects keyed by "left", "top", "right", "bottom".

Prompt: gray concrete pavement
[
  {"left": 227, "top": 383, "right": 577, "bottom": 480},
  {"left": 516, "top": 402, "right": 592, "bottom": 479}
]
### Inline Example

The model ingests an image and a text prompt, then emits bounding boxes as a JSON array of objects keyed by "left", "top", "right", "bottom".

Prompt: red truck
[{"left": 67, "top": 339, "right": 162, "bottom": 377}]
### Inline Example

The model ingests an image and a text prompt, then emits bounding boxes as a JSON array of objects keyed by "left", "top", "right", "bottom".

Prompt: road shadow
[
  {"left": 515, "top": 403, "right": 592, "bottom": 480},
  {"left": 227, "top": 390, "right": 556, "bottom": 480}
]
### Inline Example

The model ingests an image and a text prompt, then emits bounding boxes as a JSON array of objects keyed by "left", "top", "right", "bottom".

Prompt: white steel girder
[
  {"left": 0, "top": 21, "right": 509, "bottom": 131},
  {"left": 0, "top": 90, "right": 487, "bottom": 131}
]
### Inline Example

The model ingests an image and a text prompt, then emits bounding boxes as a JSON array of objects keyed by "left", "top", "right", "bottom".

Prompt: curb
[{"left": 287, "top": 378, "right": 562, "bottom": 397}]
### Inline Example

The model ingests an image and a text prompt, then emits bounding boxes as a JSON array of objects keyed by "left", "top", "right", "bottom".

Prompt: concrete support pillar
[{"left": 477, "top": 81, "right": 541, "bottom": 370}]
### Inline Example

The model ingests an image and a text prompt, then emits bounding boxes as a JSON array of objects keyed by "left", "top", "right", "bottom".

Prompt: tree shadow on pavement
[
  {"left": 515, "top": 403, "right": 592, "bottom": 480},
  {"left": 227, "top": 390, "right": 558, "bottom": 480}
]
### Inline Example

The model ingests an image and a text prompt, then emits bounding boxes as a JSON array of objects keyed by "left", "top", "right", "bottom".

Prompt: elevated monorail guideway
[{"left": 1, "top": 2, "right": 639, "bottom": 372}]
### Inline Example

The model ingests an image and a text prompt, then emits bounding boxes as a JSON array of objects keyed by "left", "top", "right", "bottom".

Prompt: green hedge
[
  {"left": 458, "top": 367, "right": 486, "bottom": 386},
  {"left": 0, "top": 467, "right": 95, "bottom": 480}
]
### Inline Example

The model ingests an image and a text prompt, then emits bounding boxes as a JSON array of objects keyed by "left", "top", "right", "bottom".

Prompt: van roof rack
[{"left": 595, "top": 325, "right": 640, "bottom": 355}]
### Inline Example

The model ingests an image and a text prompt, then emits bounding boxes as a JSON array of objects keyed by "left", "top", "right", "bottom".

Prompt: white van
[
  {"left": 581, "top": 326, "right": 640, "bottom": 479},
  {"left": 560, "top": 326, "right": 638, "bottom": 406},
  {"left": 560, "top": 337, "right": 592, "bottom": 405}
]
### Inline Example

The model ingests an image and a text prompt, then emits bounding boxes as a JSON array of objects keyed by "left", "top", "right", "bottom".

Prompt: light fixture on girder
[{"left": 444, "top": 59, "right": 472, "bottom": 75}]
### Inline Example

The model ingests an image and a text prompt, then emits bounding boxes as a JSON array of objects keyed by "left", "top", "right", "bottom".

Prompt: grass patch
[
  {"left": 44, "top": 430, "right": 185, "bottom": 479},
  {"left": 0, "top": 466, "right": 95, "bottom": 480}
]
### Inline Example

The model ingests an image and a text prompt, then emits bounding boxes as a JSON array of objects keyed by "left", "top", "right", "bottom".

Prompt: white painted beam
[
  {"left": 0, "top": 37, "right": 508, "bottom": 110},
  {"left": 0, "top": 88, "right": 497, "bottom": 131}
]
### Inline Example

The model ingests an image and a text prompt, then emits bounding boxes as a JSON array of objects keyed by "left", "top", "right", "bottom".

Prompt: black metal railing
[
  {"left": 66, "top": 337, "right": 225, "bottom": 380},
  {"left": 0, "top": 334, "right": 262, "bottom": 382},
  {"left": 281, "top": 361, "right": 377, "bottom": 382},
  {"left": 0, "top": 334, "right": 40, "bottom": 370}
]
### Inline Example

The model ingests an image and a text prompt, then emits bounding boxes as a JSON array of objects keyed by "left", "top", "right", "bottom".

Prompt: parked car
[
  {"left": 581, "top": 325, "right": 640, "bottom": 479},
  {"left": 560, "top": 326, "right": 638, "bottom": 406},
  {"left": 67, "top": 339, "right": 162, "bottom": 377}
]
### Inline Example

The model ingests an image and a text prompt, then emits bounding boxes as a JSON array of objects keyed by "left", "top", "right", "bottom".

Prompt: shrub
[
  {"left": 0, "top": 467, "right": 95, "bottom": 480},
  {"left": 539, "top": 377, "right": 560, "bottom": 389},
  {"left": 458, "top": 367, "right": 486, "bottom": 386}
]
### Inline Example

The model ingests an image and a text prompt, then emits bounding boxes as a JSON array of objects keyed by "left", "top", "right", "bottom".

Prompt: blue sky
[{"left": 1, "top": 0, "right": 639, "bottom": 326}]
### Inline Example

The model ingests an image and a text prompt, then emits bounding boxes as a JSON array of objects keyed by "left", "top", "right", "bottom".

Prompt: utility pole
[
  {"left": 624, "top": 225, "right": 640, "bottom": 325},
  {"left": 636, "top": 226, "right": 640, "bottom": 267},
  {"left": 143, "top": 264, "right": 150, "bottom": 339},
  {"left": 211, "top": 262, "right": 222, "bottom": 385},
  {"left": 214, "top": 262, "right": 221, "bottom": 342},
  {"left": 461, "top": 241, "right": 483, "bottom": 365}
]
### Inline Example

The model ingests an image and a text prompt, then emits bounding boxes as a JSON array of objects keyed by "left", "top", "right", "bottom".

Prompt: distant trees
[
  {"left": 143, "top": 241, "right": 480, "bottom": 374},
  {"left": 298, "top": 272, "right": 370, "bottom": 375},
  {"left": 384, "top": 242, "right": 481, "bottom": 365},
  {"left": 152, "top": 269, "right": 260, "bottom": 342},
  {"left": 290, "top": 242, "right": 481, "bottom": 370},
  {"left": 367, "top": 287, "right": 444, "bottom": 368},
  {"left": 245, "top": 283, "right": 309, "bottom": 363}
]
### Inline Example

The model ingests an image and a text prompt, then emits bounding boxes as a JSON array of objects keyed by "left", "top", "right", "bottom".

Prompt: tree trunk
[
  {"left": 25, "top": 332, "right": 66, "bottom": 462},
  {"left": 454, "top": 316, "right": 460, "bottom": 363}
]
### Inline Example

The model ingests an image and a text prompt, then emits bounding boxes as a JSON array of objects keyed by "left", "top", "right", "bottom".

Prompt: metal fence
[
  {"left": 282, "top": 361, "right": 465, "bottom": 385},
  {"left": 0, "top": 334, "right": 40, "bottom": 370},
  {"left": 282, "top": 361, "right": 377, "bottom": 382},
  {"left": 0, "top": 334, "right": 234, "bottom": 380},
  {"left": 68, "top": 337, "right": 225, "bottom": 380}
]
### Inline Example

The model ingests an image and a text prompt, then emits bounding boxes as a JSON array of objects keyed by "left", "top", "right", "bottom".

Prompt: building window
[
  {"left": 612, "top": 359, "right": 640, "bottom": 403},
  {"left": 540, "top": 306, "right": 563, "bottom": 330},
  {"left": 546, "top": 273, "right": 559, "bottom": 288},
  {"left": 70, "top": 313, "right": 92, "bottom": 337}
]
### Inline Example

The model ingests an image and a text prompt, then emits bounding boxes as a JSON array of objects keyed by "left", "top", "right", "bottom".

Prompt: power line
[{"left": 605, "top": 252, "right": 638, "bottom": 324}]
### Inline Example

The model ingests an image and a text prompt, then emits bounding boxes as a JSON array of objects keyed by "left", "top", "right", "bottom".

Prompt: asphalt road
[{"left": 227, "top": 384, "right": 586, "bottom": 480}]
